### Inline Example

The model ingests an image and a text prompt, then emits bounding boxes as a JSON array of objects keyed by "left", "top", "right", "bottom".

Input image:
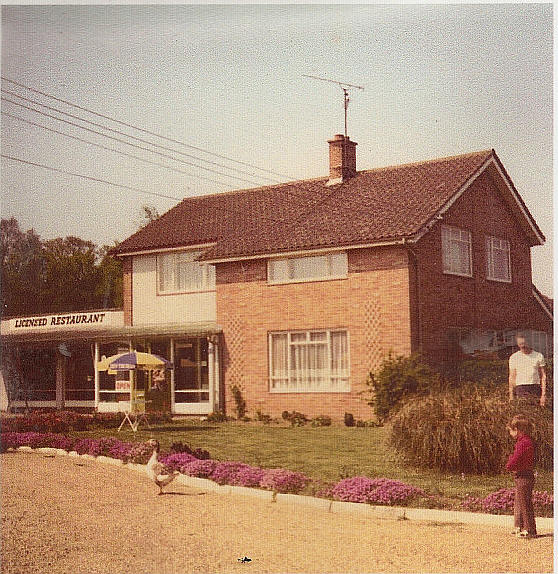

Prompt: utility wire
[
  {"left": 1, "top": 153, "right": 288, "bottom": 227},
  {"left": 1, "top": 96, "right": 265, "bottom": 187},
  {"left": 2, "top": 111, "right": 236, "bottom": 189},
  {"left": 1, "top": 154, "right": 184, "bottom": 201},
  {"left": 1, "top": 78, "right": 295, "bottom": 181}
]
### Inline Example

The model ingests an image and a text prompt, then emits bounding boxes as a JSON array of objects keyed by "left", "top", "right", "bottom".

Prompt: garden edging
[{"left": 13, "top": 446, "right": 553, "bottom": 531}]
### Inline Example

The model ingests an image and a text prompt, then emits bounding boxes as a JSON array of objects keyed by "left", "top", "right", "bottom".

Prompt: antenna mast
[{"left": 303, "top": 74, "right": 364, "bottom": 137}]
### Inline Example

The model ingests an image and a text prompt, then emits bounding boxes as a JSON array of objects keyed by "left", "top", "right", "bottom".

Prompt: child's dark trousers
[{"left": 514, "top": 472, "right": 537, "bottom": 535}]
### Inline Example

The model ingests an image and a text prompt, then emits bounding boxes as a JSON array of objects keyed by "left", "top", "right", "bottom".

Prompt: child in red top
[{"left": 506, "top": 415, "right": 537, "bottom": 538}]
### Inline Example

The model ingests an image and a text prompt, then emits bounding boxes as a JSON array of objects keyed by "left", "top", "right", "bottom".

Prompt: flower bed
[
  {"left": 1, "top": 431, "right": 553, "bottom": 515},
  {"left": 462, "top": 488, "right": 553, "bottom": 517},
  {"left": 1, "top": 410, "right": 172, "bottom": 433},
  {"left": 329, "top": 477, "right": 425, "bottom": 506}
]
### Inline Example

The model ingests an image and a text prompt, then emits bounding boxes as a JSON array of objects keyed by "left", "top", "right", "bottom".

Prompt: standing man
[{"left": 508, "top": 334, "right": 547, "bottom": 407}]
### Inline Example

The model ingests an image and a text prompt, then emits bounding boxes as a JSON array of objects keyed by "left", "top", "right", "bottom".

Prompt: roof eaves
[
  {"left": 199, "top": 237, "right": 410, "bottom": 264},
  {"left": 532, "top": 285, "right": 553, "bottom": 320}
]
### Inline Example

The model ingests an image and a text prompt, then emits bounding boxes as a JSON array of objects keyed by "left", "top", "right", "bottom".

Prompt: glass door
[{"left": 173, "top": 338, "right": 210, "bottom": 414}]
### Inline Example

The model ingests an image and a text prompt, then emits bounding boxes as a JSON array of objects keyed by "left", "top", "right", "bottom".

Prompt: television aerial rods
[{"left": 303, "top": 74, "right": 364, "bottom": 137}]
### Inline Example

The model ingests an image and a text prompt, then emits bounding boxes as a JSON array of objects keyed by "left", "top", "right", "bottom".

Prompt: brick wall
[
  {"left": 216, "top": 246, "right": 412, "bottom": 420},
  {"left": 412, "top": 170, "right": 552, "bottom": 363}
]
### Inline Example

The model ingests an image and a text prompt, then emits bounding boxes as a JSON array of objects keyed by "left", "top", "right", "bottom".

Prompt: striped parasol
[{"left": 97, "top": 351, "right": 173, "bottom": 372}]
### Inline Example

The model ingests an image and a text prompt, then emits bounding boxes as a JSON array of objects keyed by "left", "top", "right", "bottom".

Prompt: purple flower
[
  {"left": 259, "top": 468, "right": 310, "bottom": 494},
  {"left": 182, "top": 459, "right": 217, "bottom": 478},
  {"left": 210, "top": 461, "right": 253, "bottom": 485},
  {"left": 330, "top": 477, "right": 424, "bottom": 506},
  {"left": 462, "top": 488, "right": 554, "bottom": 515},
  {"left": 159, "top": 452, "right": 197, "bottom": 473}
]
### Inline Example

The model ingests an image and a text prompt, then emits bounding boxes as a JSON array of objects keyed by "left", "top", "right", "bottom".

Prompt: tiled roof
[{"left": 112, "top": 148, "right": 537, "bottom": 260}]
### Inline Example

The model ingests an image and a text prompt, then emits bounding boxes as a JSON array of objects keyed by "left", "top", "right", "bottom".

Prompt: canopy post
[{"left": 94, "top": 342, "right": 100, "bottom": 409}]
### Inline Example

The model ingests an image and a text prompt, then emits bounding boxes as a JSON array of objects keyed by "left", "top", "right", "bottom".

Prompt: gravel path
[{"left": 1, "top": 452, "right": 553, "bottom": 574}]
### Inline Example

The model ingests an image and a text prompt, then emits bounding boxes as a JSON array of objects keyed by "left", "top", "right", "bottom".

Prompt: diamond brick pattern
[{"left": 363, "top": 296, "right": 384, "bottom": 369}]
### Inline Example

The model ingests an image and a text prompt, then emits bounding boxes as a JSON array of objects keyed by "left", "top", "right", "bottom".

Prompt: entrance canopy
[{"left": 1, "top": 309, "right": 221, "bottom": 343}]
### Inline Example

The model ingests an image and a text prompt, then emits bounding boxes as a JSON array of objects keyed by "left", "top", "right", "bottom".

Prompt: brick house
[{"left": 107, "top": 134, "right": 552, "bottom": 419}]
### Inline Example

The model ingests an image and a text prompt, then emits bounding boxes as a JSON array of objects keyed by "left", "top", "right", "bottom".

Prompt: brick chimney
[{"left": 327, "top": 134, "right": 357, "bottom": 185}]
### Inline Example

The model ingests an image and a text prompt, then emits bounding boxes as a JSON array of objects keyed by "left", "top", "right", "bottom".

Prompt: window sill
[
  {"left": 486, "top": 276, "right": 512, "bottom": 284},
  {"left": 157, "top": 288, "right": 216, "bottom": 296},
  {"left": 268, "top": 275, "right": 348, "bottom": 286},
  {"left": 269, "top": 388, "right": 350, "bottom": 394},
  {"left": 442, "top": 270, "right": 473, "bottom": 279}
]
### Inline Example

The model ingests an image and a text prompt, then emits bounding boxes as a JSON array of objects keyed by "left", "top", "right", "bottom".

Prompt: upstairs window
[
  {"left": 442, "top": 225, "right": 472, "bottom": 277},
  {"left": 486, "top": 236, "right": 511, "bottom": 282},
  {"left": 157, "top": 250, "right": 215, "bottom": 294},
  {"left": 268, "top": 252, "right": 348, "bottom": 284}
]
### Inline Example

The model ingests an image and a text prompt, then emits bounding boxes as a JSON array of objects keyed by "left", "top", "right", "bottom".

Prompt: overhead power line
[
  {"left": 1, "top": 154, "right": 184, "bottom": 201},
  {"left": 1, "top": 77, "right": 296, "bottom": 181},
  {"left": 1, "top": 96, "right": 265, "bottom": 187},
  {"left": 1, "top": 153, "right": 287, "bottom": 227},
  {"left": 2, "top": 111, "right": 236, "bottom": 189},
  {"left": 2, "top": 88, "right": 278, "bottom": 185}
]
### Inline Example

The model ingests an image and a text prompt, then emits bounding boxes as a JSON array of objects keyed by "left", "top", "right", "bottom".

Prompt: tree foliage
[
  {"left": 365, "top": 353, "right": 441, "bottom": 422},
  {"left": 1, "top": 218, "right": 122, "bottom": 316}
]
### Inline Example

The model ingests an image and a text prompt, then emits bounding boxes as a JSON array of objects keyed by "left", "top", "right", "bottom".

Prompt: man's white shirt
[{"left": 509, "top": 350, "right": 546, "bottom": 386}]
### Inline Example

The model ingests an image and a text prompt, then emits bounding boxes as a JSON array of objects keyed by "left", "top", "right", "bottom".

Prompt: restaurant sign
[{"left": 3, "top": 310, "right": 124, "bottom": 335}]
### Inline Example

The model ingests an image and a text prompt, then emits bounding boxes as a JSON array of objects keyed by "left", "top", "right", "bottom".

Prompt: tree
[
  {"left": 1, "top": 218, "right": 45, "bottom": 316},
  {"left": 1, "top": 217, "right": 123, "bottom": 315},
  {"left": 96, "top": 244, "right": 123, "bottom": 309},
  {"left": 136, "top": 204, "right": 161, "bottom": 230},
  {"left": 42, "top": 236, "right": 101, "bottom": 312}
]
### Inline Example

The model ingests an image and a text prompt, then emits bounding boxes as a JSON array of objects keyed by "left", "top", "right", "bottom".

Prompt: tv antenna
[{"left": 303, "top": 74, "right": 364, "bottom": 137}]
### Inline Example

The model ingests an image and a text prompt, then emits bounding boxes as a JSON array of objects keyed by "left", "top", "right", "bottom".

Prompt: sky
[{"left": 1, "top": 4, "right": 553, "bottom": 296}]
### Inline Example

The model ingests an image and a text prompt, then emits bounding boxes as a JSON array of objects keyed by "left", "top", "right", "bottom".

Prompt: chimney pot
[{"left": 327, "top": 134, "right": 357, "bottom": 185}]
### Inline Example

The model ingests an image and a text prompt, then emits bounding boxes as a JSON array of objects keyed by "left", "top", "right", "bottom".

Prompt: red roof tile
[{"left": 112, "top": 148, "right": 538, "bottom": 260}]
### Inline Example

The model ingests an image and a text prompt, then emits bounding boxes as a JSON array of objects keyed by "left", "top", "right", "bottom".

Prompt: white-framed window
[
  {"left": 269, "top": 329, "right": 349, "bottom": 392},
  {"left": 157, "top": 250, "right": 216, "bottom": 294},
  {"left": 442, "top": 225, "right": 472, "bottom": 277},
  {"left": 268, "top": 252, "right": 348, "bottom": 284},
  {"left": 486, "top": 236, "right": 511, "bottom": 282}
]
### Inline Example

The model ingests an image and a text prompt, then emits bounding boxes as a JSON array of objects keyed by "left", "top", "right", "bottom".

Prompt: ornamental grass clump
[
  {"left": 390, "top": 388, "right": 553, "bottom": 474},
  {"left": 330, "top": 477, "right": 424, "bottom": 506},
  {"left": 259, "top": 468, "right": 310, "bottom": 493},
  {"left": 462, "top": 488, "right": 553, "bottom": 517}
]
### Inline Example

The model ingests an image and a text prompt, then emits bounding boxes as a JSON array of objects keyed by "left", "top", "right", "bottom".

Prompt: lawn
[{"left": 69, "top": 419, "right": 553, "bottom": 502}]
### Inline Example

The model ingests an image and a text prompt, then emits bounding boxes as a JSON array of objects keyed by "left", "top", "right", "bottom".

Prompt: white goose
[{"left": 146, "top": 439, "right": 179, "bottom": 495}]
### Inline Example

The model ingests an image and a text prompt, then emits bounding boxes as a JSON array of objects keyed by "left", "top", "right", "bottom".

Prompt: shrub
[
  {"left": 281, "top": 411, "right": 308, "bottom": 427},
  {"left": 169, "top": 441, "right": 211, "bottom": 460},
  {"left": 205, "top": 411, "right": 228, "bottom": 423},
  {"left": 390, "top": 388, "right": 553, "bottom": 474},
  {"left": 462, "top": 488, "right": 553, "bottom": 517},
  {"left": 259, "top": 468, "right": 310, "bottom": 493},
  {"left": 230, "top": 385, "right": 246, "bottom": 420},
  {"left": 344, "top": 413, "right": 355, "bottom": 427},
  {"left": 91, "top": 412, "right": 123, "bottom": 428},
  {"left": 311, "top": 415, "right": 332, "bottom": 427},
  {"left": 255, "top": 410, "right": 273, "bottom": 424},
  {"left": 365, "top": 353, "right": 440, "bottom": 422},
  {"left": 330, "top": 476, "right": 424, "bottom": 506},
  {"left": 455, "top": 360, "right": 507, "bottom": 387}
]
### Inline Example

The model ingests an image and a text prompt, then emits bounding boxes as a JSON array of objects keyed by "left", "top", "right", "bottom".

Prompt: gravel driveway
[{"left": 1, "top": 452, "right": 553, "bottom": 573}]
